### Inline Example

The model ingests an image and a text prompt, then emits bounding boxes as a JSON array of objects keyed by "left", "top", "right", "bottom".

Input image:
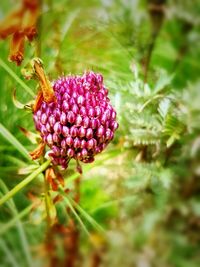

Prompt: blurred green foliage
[{"left": 0, "top": 0, "right": 200, "bottom": 266}]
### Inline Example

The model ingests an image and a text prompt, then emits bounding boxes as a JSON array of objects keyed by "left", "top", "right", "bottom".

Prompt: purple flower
[{"left": 33, "top": 71, "right": 118, "bottom": 168}]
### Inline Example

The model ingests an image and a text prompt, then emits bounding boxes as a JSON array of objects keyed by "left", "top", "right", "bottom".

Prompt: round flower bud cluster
[{"left": 33, "top": 71, "right": 118, "bottom": 169}]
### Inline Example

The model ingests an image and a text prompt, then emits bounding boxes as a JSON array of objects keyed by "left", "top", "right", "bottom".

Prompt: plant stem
[
  {"left": 0, "top": 123, "right": 30, "bottom": 160},
  {"left": 0, "top": 58, "right": 35, "bottom": 97},
  {"left": 0, "top": 160, "right": 51, "bottom": 206},
  {"left": 0, "top": 204, "right": 33, "bottom": 235}
]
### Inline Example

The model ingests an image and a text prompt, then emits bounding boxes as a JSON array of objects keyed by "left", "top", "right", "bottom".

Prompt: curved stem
[{"left": 0, "top": 160, "right": 51, "bottom": 206}]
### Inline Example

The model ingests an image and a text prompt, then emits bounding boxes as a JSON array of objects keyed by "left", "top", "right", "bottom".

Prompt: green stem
[
  {"left": 0, "top": 160, "right": 51, "bottom": 206},
  {"left": 0, "top": 58, "right": 35, "bottom": 97},
  {"left": 0, "top": 123, "right": 30, "bottom": 160},
  {"left": 0, "top": 204, "right": 33, "bottom": 235}
]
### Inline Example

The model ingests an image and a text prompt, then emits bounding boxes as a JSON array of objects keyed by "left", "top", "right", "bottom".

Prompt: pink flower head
[{"left": 33, "top": 71, "right": 118, "bottom": 168}]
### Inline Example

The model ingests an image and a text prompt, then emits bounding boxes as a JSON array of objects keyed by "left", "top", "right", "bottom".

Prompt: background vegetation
[{"left": 0, "top": 0, "right": 200, "bottom": 266}]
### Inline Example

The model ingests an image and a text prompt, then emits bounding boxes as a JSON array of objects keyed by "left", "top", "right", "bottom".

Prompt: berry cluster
[{"left": 33, "top": 72, "right": 118, "bottom": 168}]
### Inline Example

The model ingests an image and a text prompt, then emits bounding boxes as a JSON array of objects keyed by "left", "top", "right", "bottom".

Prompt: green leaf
[
  {"left": 0, "top": 58, "right": 35, "bottom": 97},
  {"left": 0, "top": 160, "right": 50, "bottom": 207},
  {"left": 0, "top": 123, "right": 30, "bottom": 160}
]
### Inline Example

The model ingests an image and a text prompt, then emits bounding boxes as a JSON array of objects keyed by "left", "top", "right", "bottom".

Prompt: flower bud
[
  {"left": 60, "top": 112, "right": 67, "bottom": 125},
  {"left": 86, "top": 128, "right": 93, "bottom": 139},
  {"left": 77, "top": 95, "right": 85, "bottom": 105},
  {"left": 67, "top": 111, "right": 75, "bottom": 124},
  {"left": 52, "top": 133, "right": 59, "bottom": 143},
  {"left": 62, "top": 126, "right": 69, "bottom": 137},
  {"left": 47, "top": 134, "right": 53, "bottom": 145},
  {"left": 70, "top": 126, "right": 79, "bottom": 137},
  {"left": 62, "top": 100, "right": 70, "bottom": 112},
  {"left": 96, "top": 126, "right": 104, "bottom": 137},
  {"left": 41, "top": 113, "right": 47, "bottom": 124},
  {"left": 61, "top": 139, "right": 66, "bottom": 149},
  {"left": 52, "top": 146, "right": 60, "bottom": 156},
  {"left": 49, "top": 115, "right": 56, "bottom": 127},
  {"left": 72, "top": 104, "right": 79, "bottom": 114},
  {"left": 81, "top": 148, "right": 88, "bottom": 158},
  {"left": 79, "top": 126, "right": 86, "bottom": 138},
  {"left": 74, "top": 137, "right": 81, "bottom": 148},
  {"left": 67, "top": 148, "right": 74, "bottom": 158},
  {"left": 75, "top": 114, "right": 82, "bottom": 126},
  {"left": 80, "top": 139, "right": 87, "bottom": 149},
  {"left": 54, "top": 122, "right": 62, "bottom": 134},
  {"left": 83, "top": 117, "right": 90, "bottom": 128},
  {"left": 66, "top": 136, "right": 73, "bottom": 146}
]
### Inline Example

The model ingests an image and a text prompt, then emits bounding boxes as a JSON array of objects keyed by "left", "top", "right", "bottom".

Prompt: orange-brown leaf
[
  {"left": 33, "top": 89, "right": 44, "bottom": 112},
  {"left": 29, "top": 141, "right": 45, "bottom": 160},
  {"left": 9, "top": 31, "right": 25, "bottom": 65},
  {"left": 33, "top": 60, "right": 56, "bottom": 103}
]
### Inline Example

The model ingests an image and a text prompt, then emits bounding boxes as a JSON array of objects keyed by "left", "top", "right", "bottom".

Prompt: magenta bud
[
  {"left": 60, "top": 158, "right": 68, "bottom": 169},
  {"left": 81, "top": 148, "right": 88, "bottom": 158},
  {"left": 49, "top": 115, "right": 56, "bottom": 127},
  {"left": 66, "top": 136, "right": 73, "bottom": 146},
  {"left": 105, "top": 128, "right": 112, "bottom": 140},
  {"left": 62, "top": 100, "right": 70, "bottom": 112},
  {"left": 90, "top": 118, "right": 99, "bottom": 129},
  {"left": 96, "top": 74, "right": 103, "bottom": 84},
  {"left": 69, "top": 98, "right": 76, "bottom": 105},
  {"left": 70, "top": 126, "right": 78, "bottom": 137},
  {"left": 36, "top": 110, "right": 42, "bottom": 118},
  {"left": 101, "top": 113, "right": 107, "bottom": 125},
  {"left": 80, "top": 139, "right": 87, "bottom": 149},
  {"left": 47, "top": 134, "right": 53, "bottom": 145},
  {"left": 95, "top": 106, "right": 101, "bottom": 117},
  {"left": 105, "top": 109, "right": 111, "bottom": 120},
  {"left": 75, "top": 115, "right": 82, "bottom": 126},
  {"left": 83, "top": 117, "right": 90, "bottom": 128},
  {"left": 80, "top": 106, "right": 87, "bottom": 116},
  {"left": 54, "top": 122, "right": 62, "bottom": 134},
  {"left": 41, "top": 102, "right": 47, "bottom": 111},
  {"left": 52, "top": 133, "right": 59, "bottom": 143},
  {"left": 79, "top": 126, "right": 86, "bottom": 138},
  {"left": 86, "top": 128, "right": 93, "bottom": 139},
  {"left": 88, "top": 107, "right": 95, "bottom": 117},
  {"left": 63, "top": 92, "right": 70, "bottom": 100},
  {"left": 54, "top": 108, "right": 61, "bottom": 120},
  {"left": 87, "top": 138, "right": 96, "bottom": 150},
  {"left": 85, "top": 91, "right": 90, "bottom": 99},
  {"left": 61, "top": 139, "right": 66, "bottom": 149},
  {"left": 111, "top": 110, "right": 117, "bottom": 120},
  {"left": 60, "top": 112, "right": 67, "bottom": 125},
  {"left": 67, "top": 111, "right": 75, "bottom": 124},
  {"left": 72, "top": 104, "right": 79, "bottom": 114},
  {"left": 97, "top": 126, "right": 105, "bottom": 137},
  {"left": 74, "top": 137, "right": 81, "bottom": 148},
  {"left": 45, "top": 107, "right": 51, "bottom": 116},
  {"left": 97, "top": 92, "right": 104, "bottom": 100},
  {"left": 41, "top": 113, "right": 47, "bottom": 124},
  {"left": 52, "top": 146, "right": 60, "bottom": 156},
  {"left": 67, "top": 148, "right": 74, "bottom": 158},
  {"left": 60, "top": 148, "right": 65, "bottom": 156},
  {"left": 110, "top": 121, "right": 119, "bottom": 131},
  {"left": 46, "top": 122, "right": 51, "bottom": 132},
  {"left": 72, "top": 91, "right": 78, "bottom": 99},
  {"left": 62, "top": 126, "right": 69, "bottom": 137},
  {"left": 77, "top": 95, "right": 85, "bottom": 105}
]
